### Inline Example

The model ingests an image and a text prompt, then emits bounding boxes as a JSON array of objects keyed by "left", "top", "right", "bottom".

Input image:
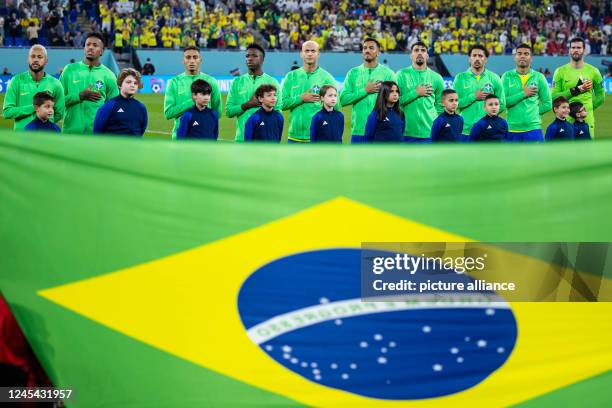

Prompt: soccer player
[
  {"left": 364, "top": 81, "right": 405, "bottom": 142},
  {"left": 244, "top": 84, "right": 284, "bottom": 142},
  {"left": 545, "top": 97, "right": 575, "bottom": 141},
  {"left": 339, "top": 38, "right": 395, "bottom": 143},
  {"left": 59, "top": 32, "right": 119, "bottom": 134},
  {"left": 2, "top": 45, "right": 64, "bottom": 130},
  {"left": 502, "top": 43, "right": 551, "bottom": 142},
  {"left": 164, "top": 46, "right": 222, "bottom": 139},
  {"left": 569, "top": 102, "right": 591, "bottom": 140},
  {"left": 226, "top": 44, "right": 281, "bottom": 141},
  {"left": 281, "top": 40, "right": 337, "bottom": 143},
  {"left": 93, "top": 68, "right": 147, "bottom": 137},
  {"left": 396, "top": 41, "right": 444, "bottom": 143},
  {"left": 430, "top": 89, "right": 463, "bottom": 142},
  {"left": 24, "top": 92, "right": 61, "bottom": 133},
  {"left": 468, "top": 94, "right": 509, "bottom": 142},
  {"left": 176, "top": 79, "right": 219, "bottom": 140},
  {"left": 453, "top": 45, "right": 506, "bottom": 140},
  {"left": 310, "top": 85, "right": 344, "bottom": 143},
  {"left": 552, "top": 37, "right": 605, "bottom": 137}
]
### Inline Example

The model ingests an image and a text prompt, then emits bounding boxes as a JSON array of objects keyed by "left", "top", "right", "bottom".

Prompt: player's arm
[
  {"left": 434, "top": 74, "right": 445, "bottom": 114},
  {"left": 454, "top": 75, "right": 477, "bottom": 110},
  {"left": 209, "top": 78, "right": 222, "bottom": 118},
  {"left": 2, "top": 76, "right": 34, "bottom": 120},
  {"left": 309, "top": 112, "right": 320, "bottom": 142},
  {"left": 537, "top": 74, "right": 552, "bottom": 115},
  {"left": 502, "top": 73, "right": 525, "bottom": 109},
  {"left": 281, "top": 74, "right": 303, "bottom": 111},
  {"left": 494, "top": 75, "right": 506, "bottom": 113},
  {"left": 140, "top": 102, "right": 148, "bottom": 136},
  {"left": 105, "top": 72, "right": 119, "bottom": 101},
  {"left": 592, "top": 69, "right": 605, "bottom": 110},
  {"left": 339, "top": 69, "right": 367, "bottom": 106},
  {"left": 225, "top": 78, "right": 243, "bottom": 117},
  {"left": 551, "top": 68, "right": 571, "bottom": 100},
  {"left": 52, "top": 81, "right": 66, "bottom": 123},
  {"left": 93, "top": 100, "right": 115, "bottom": 134},
  {"left": 175, "top": 111, "right": 191, "bottom": 139},
  {"left": 364, "top": 111, "right": 377, "bottom": 141},
  {"left": 273, "top": 79, "right": 283, "bottom": 111},
  {"left": 163, "top": 78, "right": 194, "bottom": 120},
  {"left": 59, "top": 66, "right": 82, "bottom": 108},
  {"left": 398, "top": 72, "right": 419, "bottom": 107},
  {"left": 386, "top": 69, "right": 397, "bottom": 83}
]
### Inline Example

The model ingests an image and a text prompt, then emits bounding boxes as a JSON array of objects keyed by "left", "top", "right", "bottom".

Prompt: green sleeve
[
  {"left": 60, "top": 67, "right": 82, "bottom": 108},
  {"left": 105, "top": 72, "right": 119, "bottom": 101},
  {"left": 552, "top": 68, "right": 571, "bottom": 100},
  {"left": 209, "top": 78, "right": 222, "bottom": 117},
  {"left": 454, "top": 75, "right": 476, "bottom": 110},
  {"left": 494, "top": 75, "right": 506, "bottom": 113},
  {"left": 225, "top": 77, "right": 244, "bottom": 118},
  {"left": 163, "top": 78, "right": 193, "bottom": 120},
  {"left": 2, "top": 76, "right": 35, "bottom": 120},
  {"left": 386, "top": 69, "right": 397, "bottom": 82},
  {"left": 281, "top": 74, "right": 302, "bottom": 111},
  {"left": 434, "top": 74, "right": 444, "bottom": 114},
  {"left": 273, "top": 79, "right": 282, "bottom": 111},
  {"left": 339, "top": 69, "right": 367, "bottom": 107},
  {"left": 503, "top": 74, "right": 524, "bottom": 108},
  {"left": 398, "top": 71, "right": 418, "bottom": 107},
  {"left": 592, "top": 69, "right": 605, "bottom": 111},
  {"left": 52, "top": 80, "right": 66, "bottom": 123},
  {"left": 538, "top": 74, "right": 552, "bottom": 115}
]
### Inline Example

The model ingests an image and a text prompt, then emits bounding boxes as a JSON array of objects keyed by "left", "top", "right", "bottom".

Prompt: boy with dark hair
[
  {"left": 569, "top": 101, "right": 591, "bottom": 140},
  {"left": 468, "top": 94, "right": 509, "bottom": 142},
  {"left": 430, "top": 89, "right": 463, "bottom": 142},
  {"left": 176, "top": 79, "right": 218, "bottom": 139},
  {"left": 310, "top": 85, "right": 344, "bottom": 143},
  {"left": 24, "top": 91, "right": 61, "bottom": 132},
  {"left": 545, "top": 96, "right": 575, "bottom": 141},
  {"left": 244, "top": 84, "right": 284, "bottom": 142}
]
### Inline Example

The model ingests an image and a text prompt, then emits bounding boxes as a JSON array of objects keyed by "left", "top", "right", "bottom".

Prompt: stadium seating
[{"left": 1, "top": 1, "right": 610, "bottom": 56}]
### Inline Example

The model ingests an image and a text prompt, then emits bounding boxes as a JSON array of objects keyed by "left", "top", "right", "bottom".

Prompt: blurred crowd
[{"left": 0, "top": 0, "right": 610, "bottom": 55}]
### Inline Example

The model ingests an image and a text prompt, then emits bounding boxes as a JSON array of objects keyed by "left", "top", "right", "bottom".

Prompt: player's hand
[
  {"left": 416, "top": 84, "right": 433, "bottom": 97},
  {"left": 523, "top": 84, "right": 538, "bottom": 97},
  {"left": 241, "top": 94, "right": 261, "bottom": 110},
  {"left": 79, "top": 85, "right": 101, "bottom": 102},
  {"left": 581, "top": 80, "right": 593, "bottom": 91},
  {"left": 475, "top": 88, "right": 489, "bottom": 100},
  {"left": 301, "top": 88, "right": 321, "bottom": 103},
  {"left": 365, "top": 80, "right": 381, "bottom": 94}
]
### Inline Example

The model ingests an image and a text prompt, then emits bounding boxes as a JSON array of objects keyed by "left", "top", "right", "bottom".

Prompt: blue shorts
[
  {"left": 287, "top": 138, "right": 310, "bottom": 144},
  {"left": 509, "top": 130, "right": 544, "bottom": 142},
  {"left": 402, "top": 136, "right": 432, "bottom": 144},
  {"left": 351, "top": 135, "right": 372, "bottom": 143}
]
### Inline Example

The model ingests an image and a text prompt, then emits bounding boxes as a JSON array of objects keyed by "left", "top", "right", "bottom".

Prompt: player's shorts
[
  {"left": 288, "top": 138, "right": 310, "bottom": 143},
  {"left": 402, "top": 136, "right": 432, "bottom": 144},
  {"left": 351, "top": 135, "right": 372, "bottom": 143},
  {"left": 508, "top": 130, "right": 544, "bottom": 142}
]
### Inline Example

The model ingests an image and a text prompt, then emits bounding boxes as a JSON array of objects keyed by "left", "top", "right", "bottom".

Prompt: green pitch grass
[{"left": 1, "top": 94, "right": 611, "bottom": 141}]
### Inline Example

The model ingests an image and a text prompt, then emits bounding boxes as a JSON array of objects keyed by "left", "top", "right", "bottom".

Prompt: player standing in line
[
  {"left": 502, "top": 43, "right": 551, "bottom": 142},
  {"left": 453, "top": 45, "right": 506, "bottom": 141},
  {"left": 164, "top": 46, "right": 222, "bottom": 139},
  {"left": 552, "top": 37, "right": 605, "bottom": 137},
  {"left": 340, "top": 38, "right": 396, "bottom": 143},
  {"left": 396, "top": 41, "right": 445, "bottom": 143},
  {"left": 59, "top": 32, "right": 119, "bottom": 134},
  {"left": 2, "top": 45, "right": 65, "bottom": 130},
  {"left": 280, "top": 40, "right": 337, "bottom": 143},
  {"left": 226, "top": 44, "right": 281, "bottom": 142}
]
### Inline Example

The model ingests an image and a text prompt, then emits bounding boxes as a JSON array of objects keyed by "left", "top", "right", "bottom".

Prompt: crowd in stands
[{"left": 1, "top": 1, "right": 610, "bottom": 56}]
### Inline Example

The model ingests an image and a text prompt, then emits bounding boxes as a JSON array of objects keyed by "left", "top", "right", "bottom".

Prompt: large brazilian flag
[{"left": 1, "top": 133, "right": 611, "bottom": 407}]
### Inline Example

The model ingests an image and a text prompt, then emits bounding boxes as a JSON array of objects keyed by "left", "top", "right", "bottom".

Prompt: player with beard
[
  {"left": 396, "top": 41, "right": 445, "bottom": 142},
  {"left": 453, "top": 44, "right": 505, "bottom": 140},
  {"left": 340, "top": 38, "right": 396, "bottom": 143},
  {"left": 552, "top": 37, "right": 605, "bottom": 137},
  {"left": 2, "top": 45, "right": 65, "bottom": 130},
  {"left": 59, "top": 32, "right": 119, "bottom": 134},
  {"left": 502, "top": 43, "right": 551, "bottom": 142}
]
